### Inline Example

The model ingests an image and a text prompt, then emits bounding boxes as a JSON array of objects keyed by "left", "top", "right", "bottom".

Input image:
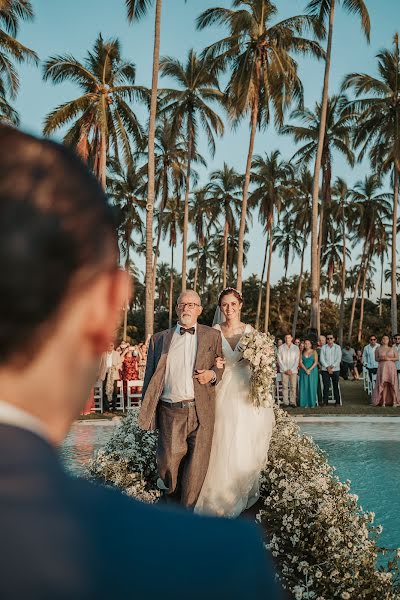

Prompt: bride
[{"left": 195, "top": 287, "right": 275, "bottom": 518}]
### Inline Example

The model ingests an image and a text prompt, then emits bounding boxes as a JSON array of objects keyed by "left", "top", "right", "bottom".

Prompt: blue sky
[{"left": 14, "top": 0, "right": 400, "bottom": 298}]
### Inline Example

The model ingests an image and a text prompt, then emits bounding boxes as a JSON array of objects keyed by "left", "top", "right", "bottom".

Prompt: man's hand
[
  {"left": 194, "top": 369, "right": 215, "bottom": 385},
  {"left": 285, "top": 370, "right": 292, "bottom": 376}
]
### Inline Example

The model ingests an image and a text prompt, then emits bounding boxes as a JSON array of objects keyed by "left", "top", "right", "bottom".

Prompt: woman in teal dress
[{"left": 299, "top": 339, "right": 319, "bottom": 408}]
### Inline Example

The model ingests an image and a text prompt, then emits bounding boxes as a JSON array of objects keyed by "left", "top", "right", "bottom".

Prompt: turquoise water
[
  {"left": 299, "top": 422, "right": 400, "bottom": 552},
  {"left": 61, "top": 420, "right": 399, "bottom": 551}
]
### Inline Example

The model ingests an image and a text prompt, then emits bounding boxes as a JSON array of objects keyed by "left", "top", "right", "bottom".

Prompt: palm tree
[
  {"left": 343, "top": 34, "right": 400, "bottom": 334},
  {"left": 0, "top": 77, "right": 18, "bottom": 123},
  {"left": 43, "top": 35, "right": 145, "bottom": 191},
  {"left": 347, "top": 175, "right": 391, "bottom": 342},
  {"left": 273, "top": 218, "right": 302, "bottom": 279},
  {"left": 211, "top": 223, "right": 250, "bottom": 289},
  {"left": 197, "top": 0, "right": 324, "bottom": 292},
  {"left": 331, "top": 176, "right": 352, "bottom": 345},
  {"left": 376, "top": 230, "right": 390, "bottom": 317},
  {"left": 249, "top": 150, "right": 294, "bottom": 331},
  {"left": 282, "top": 94, "right": 355, "bottom": 332},
  {"left": 290, "top": 168, "right": 313, "bottom": 337},
  {"left": 108, "top": 158, "right": 146, "bottom": 340},
  {"left": 0, "top": 0, "right": 37, "bottom": 98},
  {"left": 189, "top": 188, "right": 218, "bottom": 291},
  {"left": 160, "top": 196, "right": 183, "bottom": 327},
  {"left": 205, "top": 163, "right": 242, "bottom": 288},
  {"left": 125, "top": 0, "right": 163, "bottom": 338},
  {"left": 159, "top": 49, "right": 225, "bottom": 291},
  {"left": 305, "top": 0, "right": 370, "bottom": 332},
  {"left": 150, "top": 118, "right": 196, "bottom": 283}
]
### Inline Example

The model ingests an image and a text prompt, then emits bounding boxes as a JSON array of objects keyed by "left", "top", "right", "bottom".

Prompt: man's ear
[{"left": 83, "top": 269, "right": 131, "bottom": 355}]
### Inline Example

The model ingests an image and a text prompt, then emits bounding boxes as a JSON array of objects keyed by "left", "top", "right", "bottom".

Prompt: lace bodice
[{"left": 214, "top": 323, "right": 252, "bottom": 367}]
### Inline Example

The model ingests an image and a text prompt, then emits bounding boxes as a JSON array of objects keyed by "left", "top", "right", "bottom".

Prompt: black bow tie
[{"left": 180, "top": 326, "right": 195, "bottom": 336}]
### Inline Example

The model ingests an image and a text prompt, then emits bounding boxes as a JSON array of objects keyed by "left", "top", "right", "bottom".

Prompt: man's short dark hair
[{"left": 0, "top": 126, "right": 117, "bottom": 364}]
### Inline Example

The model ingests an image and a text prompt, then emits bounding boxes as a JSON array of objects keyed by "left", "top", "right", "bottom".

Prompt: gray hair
[{"left": 176, "top": 290, "right": 201, "bottom": 306}]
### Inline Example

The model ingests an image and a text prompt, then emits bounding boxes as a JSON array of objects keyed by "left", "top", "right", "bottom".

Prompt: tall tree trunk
[
  {"left": 292, "top": 235, "right": 306, "bottom": 338},
  {"left": 379, "top": 253, "right": 384, "bottom": 317},
  {"left": 357, "top": 263, "right": 368, "bottom": 343},
  {"left": 348, "top": 238, "right": 370, "bottom": 343},
  {"left": 99, "top": 130, "right": 107, "bottom": 191},
  {"left": 193, "top": 249, "right": 199, "bottom": 292},
  {"left": 310, "top": 0, "right": 335, "bottom": 331},
  {"left": 264, "top": 222, "right": 273, "bottom": 333},
  {"left": 255, "top": 232, "right": 269, "bottom": 330},
  {"left": 145, "top": 0, "right": 162, "bottom": 339},
  {"left": 181, "top": 122, "right": 193, "bottom": 292},
  {"left": 222, "top": 218, "right": 229, "bottom": 289},
  {"left": 169, "top": 244, "right": 174, "bottom": 329},
  {"left": 391, "top": 165, "right": 399, "bottom": 333},
  {"left": 338, "top": 198, "right": 346, "bottom": 346},
  {"left": 237, "top": 102, "right": 258, "bottom": 292},
  {"left": 152, "top": 160, "right": 169, "bottom": 275}
]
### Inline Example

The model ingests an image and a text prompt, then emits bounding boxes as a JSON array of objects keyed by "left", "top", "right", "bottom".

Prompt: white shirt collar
[{"left": 0, "top": 400, "right": 48, "bottom": 441}]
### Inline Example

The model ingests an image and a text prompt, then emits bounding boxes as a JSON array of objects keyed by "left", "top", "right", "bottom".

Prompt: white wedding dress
[{"left": 195, "top": 324, "right": 275, "bottom": 518}]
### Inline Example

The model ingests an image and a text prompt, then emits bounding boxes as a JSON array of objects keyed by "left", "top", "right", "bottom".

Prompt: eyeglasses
[
  {"left": 370, "top": 338, "right": 376, "bottom": 341},
  {"left": 327, "top": 336, "right": 334, "bottom": 340},
  {"left": 177, "top": 302, "right": 200, "bottom": 310}
]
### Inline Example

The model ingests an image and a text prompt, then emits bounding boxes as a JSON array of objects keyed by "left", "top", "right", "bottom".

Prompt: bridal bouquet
[{"left": 239, "top": 330, "right": 276, "bottom": 408}]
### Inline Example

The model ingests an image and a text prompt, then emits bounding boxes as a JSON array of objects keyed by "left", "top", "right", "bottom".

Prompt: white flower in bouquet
[{"left": 238, "top": 329, "right": 276, "bottom": 408}]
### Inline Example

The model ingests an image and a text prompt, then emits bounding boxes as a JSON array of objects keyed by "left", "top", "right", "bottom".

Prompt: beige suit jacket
[
  {"left": 139, "top": 324, "right": 223, "bottom": 431},
  {"left": 98, "top": 350, "right": 122, "bottom": 382}
]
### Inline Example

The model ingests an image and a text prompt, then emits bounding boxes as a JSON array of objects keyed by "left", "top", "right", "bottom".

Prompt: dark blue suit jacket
[{"left": 0, "top": 424, "right": 282, "bottom": 599}]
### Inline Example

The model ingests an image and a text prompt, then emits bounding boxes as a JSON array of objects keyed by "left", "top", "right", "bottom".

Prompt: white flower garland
[{"left": 89, "top": 408, "right": 400, "bottom": 598}]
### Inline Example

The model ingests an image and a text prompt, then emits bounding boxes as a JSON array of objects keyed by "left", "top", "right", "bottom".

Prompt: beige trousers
[
  {"left": 157, "top": 403, "right": 213, "bottom": 509},
  {"left": 282, "top": 373, "right": 297, "bottom": 406}
]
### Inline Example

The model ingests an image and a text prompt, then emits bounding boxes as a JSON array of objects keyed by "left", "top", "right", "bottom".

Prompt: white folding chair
[
  {"left": 114, "top": 380, "right": 125, "bottom": 412},
  {"left": 127, "top": 380, "right": 143, "bottom": 409},
  {"left": 274, "top": 372, "right": 283, "bottom": 405},
  {"left": 363, "top": 368, "right": 369, "bottom": 392},
  {"left": 93, "top": 380, "right": 103, "bottom": 413}
]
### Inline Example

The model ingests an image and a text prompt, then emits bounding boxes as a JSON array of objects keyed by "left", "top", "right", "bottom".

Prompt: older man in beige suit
[
  {"left": 98, "top": 342, "right": 122, "bottom": 413},
  {"left": 139, "top": 290, "right": 223, "bottom": 509}
]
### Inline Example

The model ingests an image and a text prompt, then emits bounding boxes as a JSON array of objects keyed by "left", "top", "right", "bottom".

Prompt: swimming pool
[
  {"left": 298, "top": 420, "right": 400, "bottom": 552},
  {"left": 60, "top": 418, "right": 399, "bottom": 551}
]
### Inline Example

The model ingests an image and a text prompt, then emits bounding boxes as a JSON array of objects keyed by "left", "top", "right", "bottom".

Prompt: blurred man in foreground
[{"left": 0, "top": 126, "right": 281, "bottom": 600}]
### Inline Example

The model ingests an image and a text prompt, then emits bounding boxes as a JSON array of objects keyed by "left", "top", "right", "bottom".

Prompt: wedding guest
[
  {"left": 0, "top": 126, "right": 279, "bottom": 600},
  {"left": 320, "top": 334, "right": 342, "bottom": 406},
  {"left": 298, "top": 340, "right": 319, "bottom": 408},
  {"left": 121, "top": 345, "right": 140, "bottom": 398},
  {"left": 392, "top": 334, "right": 400, "bottom": 377},
  {"left": 372, "top": 335, "right": 400, "bottom": 407},
  {"left": 98, "top": 342, "right": 123, "bottom": 413},
  {"left": 299, "top": 340, "right": 305, "bottom": 354},
  {"left": 278, "top": 334, "right": 300, "bottom": 407},
  {"left": 294, "top": 338, "right": 301, "bottom": 347},
  {"left": 276, "top": 338, "right": 283, "bottom": 348},
  {"left": 362, "top": 335, "right": 380, "bottom": 383},
  {"left": 354, "top": 349, "right": 363, "bottom": 380},
  {"left": 341, "top": 343, "right": 356, "bottom": 380}
]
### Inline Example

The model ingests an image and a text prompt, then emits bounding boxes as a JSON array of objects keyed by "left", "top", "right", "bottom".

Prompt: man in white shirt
[
  {"left": 320, "top": 334, "right": 342, "bottom": 406},
  {"left": 278, "top": 334, "right": 300, "bottom": 407},
  {"left": 362, "top": 335, "right": 380, "bottom": 383},
  {"left": 140, "top": 290, "right": 224, "bottom": 508},
  {"left": 98, "top": 341, "right": 122, "bottom": 413}
]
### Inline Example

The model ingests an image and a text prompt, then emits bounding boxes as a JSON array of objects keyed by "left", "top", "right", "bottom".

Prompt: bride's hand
[{"left": 215, "top": 356, "right": 225, "bottom": 369}]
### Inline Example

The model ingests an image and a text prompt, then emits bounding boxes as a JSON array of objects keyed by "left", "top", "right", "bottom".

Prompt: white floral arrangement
[
  {"left": 89, "top": 410, "right": 160, "bottom": 503},
  {"left": 88, "top": 407, "right": 400, "bottom": 598},
  {"left": 258, "top": 408, "right": 400, "bottom": 599},
  {"left": 239, "top": 329, "right": 276, "bottom": 408}
]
